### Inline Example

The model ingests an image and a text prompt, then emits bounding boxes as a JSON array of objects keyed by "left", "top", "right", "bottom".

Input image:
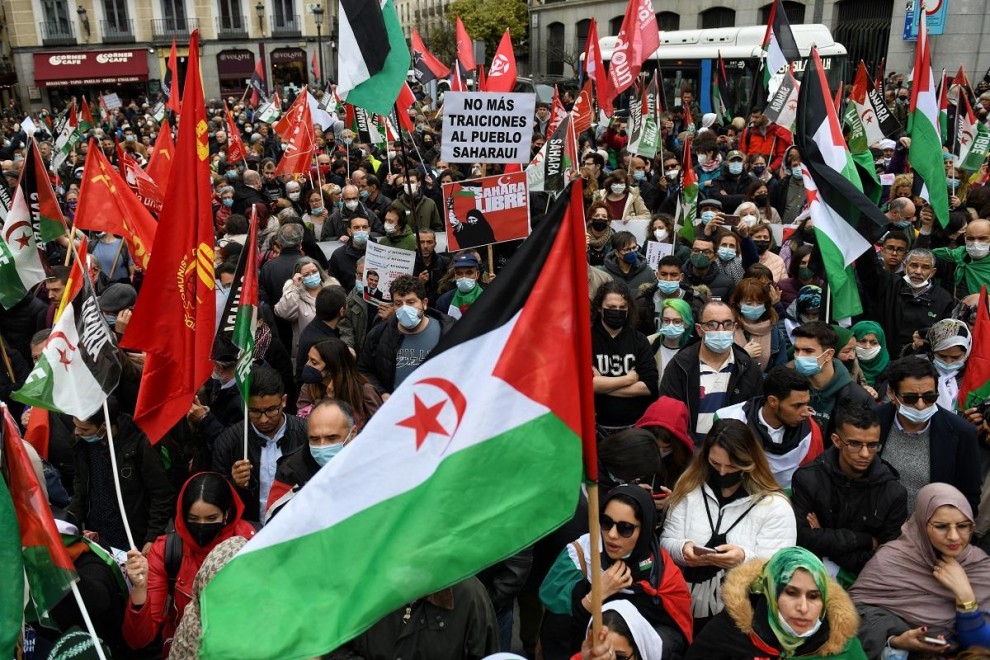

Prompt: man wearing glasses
[
  {"left": 659, "top": 301, "right": 763, "bottom": 444},
  {"left": 791, "top": 404, "right": 907, "bottom": 576},
  {"left": 213, "top": 364, "right": 308, "bottom": 524},
  {"left": 875, "top": 357, "right": 981, "bottom": 514}
]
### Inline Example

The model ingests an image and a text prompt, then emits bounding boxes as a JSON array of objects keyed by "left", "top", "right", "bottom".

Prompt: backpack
[{"left": 163, "top": 530, "right": 183, "bottom": 613}]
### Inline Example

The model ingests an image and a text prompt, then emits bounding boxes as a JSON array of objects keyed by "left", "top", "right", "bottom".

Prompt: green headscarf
[
  {"left": 851, "top": 321, "right": 889, "bottom": 387},
  {"left": 661, "top": 297, "right": 694, "bottom": 347},
  {"left": 831, "top": 325, "right": 853, "bottom": 353},
  {"left": 752, "top": 547, "right": 830, "bottom": 658}
]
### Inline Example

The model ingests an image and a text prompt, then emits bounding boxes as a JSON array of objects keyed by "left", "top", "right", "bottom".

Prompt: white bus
[{"left": 598, "top": 23, "right": 847, "bottom": 118}]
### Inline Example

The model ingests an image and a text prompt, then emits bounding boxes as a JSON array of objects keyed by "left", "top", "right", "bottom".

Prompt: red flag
[
  {"left": 547, "top": 86, "right": 568, "bottom": 136},
  {"left": 166, "top": 39, "right": 181, "bottom": 115},
  {"left": 955, "top": 65, "right": 973, "bottom": 96},
  {"left": 487, "top": 29, "right": 517, "bottom": 94},
  {"left": 603, "top": 0, "right": 660, "bottom": 113},
  {"left": 274, "top": 89, "right": 315, "bottom": 177},
  {"left": 249, "top": 57, "right": 268, "bottom": 108},
  {"left": 74, "top": 139, "right": 157, "bottom": 270},
  {"left": 477, "top": 66, "right": 488, "bottom": 93},
  {"left": 584, "top": 18, "right": 607, "bottom": 100},
  {"left": 119, "top": 30, "right": 214, "bottom": 443},
  {"left": 23, "top": 407, "right": 50, "bottom": 460},
  {"left": 834, "top": 79, "right": 844, "bottom": 113},
  {"left": 223, "top": 101, "right": 247, "bottom": 163},
  {"left": 410, "top": 28, "right": 450, "bottom": 84},
  {"left": 123, "top": 160, "right": 165, "bottom": 214},
  {"left": 311, "top": 50, "right": 321, "bottom": 83},
  {"left": 961, "top": 287, "right": 990, "bottom": 408},
  {"left": 396, "top": 83, "right": 417, "bottom": 133},
  {"left": 2, "top": 405, "right": 78, "bottom": 619},
  {"left": 455, "top": 17, "right": 476, "bottom": 76},
  {"left": 79, "top": 97, "right": 95, "bottom": 129},
  {"left": 273, "top": 90, "right": 309, "bottom": 139},
  {"left": 571, "top": 80, "right": 595, "bottom": 134},
  {"left": 56, "top": 235, "right": 88, "bottom": 320},
  {"left": 146, "top": 119, "right": 175, "bottom": 191},
  {"left": 449, "top": 62, "right": 467, "bottom": 92}
]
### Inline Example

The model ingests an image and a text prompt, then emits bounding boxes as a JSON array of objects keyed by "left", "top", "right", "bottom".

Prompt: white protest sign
[
  {"left": 441, "top": 92, "right": 536, "bottom": 164},
  {"left": 21, "top": 116, "right": 36, "bottom": 137},
  {"left": 646, "top": 241, "right": 674, "bottom": 271},
  {"left": 363, "top": 241, "right": 417, "bottom": 305},
  {"left": 609, "top": 218, "right": 651, "bottom": 246},
  {"left": 317, "top": 240, "right": 344, "bottom": 260},
  {"left": 102, "top": 93, "right": 122, "bottom": 110}
]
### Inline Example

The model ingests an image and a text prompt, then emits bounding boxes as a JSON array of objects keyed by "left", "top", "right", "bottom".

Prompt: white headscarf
[
  {"left": 928, "top": 319, "right": 972, "bottom": 410},
  {"left": 588, "top": 600, "right": 664, "bottom": 660}
]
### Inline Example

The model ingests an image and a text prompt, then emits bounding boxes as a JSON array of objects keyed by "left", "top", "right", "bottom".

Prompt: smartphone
[
  {"left": 694, "top": 546, "right": 720, "bottom": 556},
  {"left": 651, "top": 491, "right": 669, "bottom": 501},
  {"left": 722, "top": 214, "right": 740, "bottom": 224},
  {"left": 922, "top": 637, "right": 946, "bottom": 646}
]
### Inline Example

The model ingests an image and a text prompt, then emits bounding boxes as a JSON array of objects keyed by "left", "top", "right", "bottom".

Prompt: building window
[
  {"left": 609, "top": 15, "right": 623, "bottom": 35},
  {"left": 759, "top": 1, "right": 806, "bottom": 25},
  {"left": 218, "top": 0, "right": 244, "bottom": 30},
  {"left": 575, "top": 18, "right": 590, "bottom": 53},
  {"left": 657, "top": 11, "right": 679, "bottom": 31},
  {"left": 273, "top": 0, "right": 293, "bottom": 26},
  {"left": 41, "top": 0, "right": 74, "bottom": 43},
  {"left": 162, "top": 0, "right": 187, "bottom": 28},
  {"left": 547, "top": 22, "right": 565, "bottom": 77},
  {"left": 104, "top": 0, "right": 128, "bottom": 26},
  {"left": 700, "top": 7, "right": 735, "bottom": 29}
]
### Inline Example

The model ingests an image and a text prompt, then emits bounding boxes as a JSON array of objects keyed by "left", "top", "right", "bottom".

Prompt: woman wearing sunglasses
[
  {"left": 686, "top": 547, "right": 866, "bottom": 659},
  {"left": 850, "top": 484, "right": 990, "bottom": 657},
  {"left": 660, "top": 419, "right": 796, "bottom": 633},
  {"left": 539, "top": 485, "right": 694, "bottom": 659}
]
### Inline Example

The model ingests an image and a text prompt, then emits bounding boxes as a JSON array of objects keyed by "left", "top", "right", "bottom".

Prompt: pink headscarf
[{"left": 849, "top": 483, "right": 990, "bottom": 634}]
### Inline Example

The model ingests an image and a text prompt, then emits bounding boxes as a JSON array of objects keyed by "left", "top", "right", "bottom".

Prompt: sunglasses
[
  {"left": 897, "top": 391, "right": 939, "bottom": 405},
  {"left": 600, "top": 514, "right": 639, "bottom": 538}
]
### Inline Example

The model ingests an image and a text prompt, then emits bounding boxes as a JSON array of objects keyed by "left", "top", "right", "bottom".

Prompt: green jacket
[{"left": 392, "top": 193, "right": 444, "bottom": 232}]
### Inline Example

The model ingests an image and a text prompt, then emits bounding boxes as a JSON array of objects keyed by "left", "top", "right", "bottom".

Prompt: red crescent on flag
[
  {"left": 416, "top": 377, "right": 467, "bottom": 436},
  {"left": 4, "top": 220, "right": 29, "bottom": 243}
]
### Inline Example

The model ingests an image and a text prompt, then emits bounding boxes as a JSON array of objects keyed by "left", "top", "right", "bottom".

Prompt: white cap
[{"left": 880, "top": 139, "right": 897, "bottom": 150}]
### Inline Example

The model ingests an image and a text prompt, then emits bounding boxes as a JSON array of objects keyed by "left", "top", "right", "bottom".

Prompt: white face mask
[
  {"left": 665, "top": 169, "right": 680, "bottom": 180},
  {"left": 610, "top": 183, "right": 626, "bottom": 195},
  {"left": 383, "top": 222, "right": 397, "bottom": 234},
  {"left": 288, "top": 191, "right": 300, "bottom": 201},
  {"left": 697, "top": 154, "right": 709, "bottom": 166},
  {"left": 902, "top": 274, "right": 929, "bottom": 290},
  {"left": 654, "top": 228, "right": 669, "bottom": 242},
  {"left": 967, "top": 242, "right": 990, "bottom": 259},
  {"left": 344, "top": 200, "right": 359, "bottom": 211},
  {"left": 741, "top": 214, "right": 758, "bottom": 227},
  {"left": 855, "top": 345, "right": 882, "bottom": 361}
]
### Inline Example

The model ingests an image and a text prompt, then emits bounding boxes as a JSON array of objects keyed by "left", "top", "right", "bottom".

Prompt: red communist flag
[
  {"left": 273, "top": 89, "right": 315, "bottom": 177},
  {"left": 146, "top": 119, "right": 175, "bottom": 192},
  {"left": 602, "top": 0, "right": 659, "bottom": 114},
  {"left": 486, "top": 30, "right": 517, "bottom": 94}
]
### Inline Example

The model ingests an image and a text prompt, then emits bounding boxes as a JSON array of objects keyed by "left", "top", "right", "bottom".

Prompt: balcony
[
  {"left": 271, "top": 14, "right": 300, "bottom": 37},
  {"left": 101, "top": 19, "right": 135, "bottom": 44},
  {"left": 151, "top": 17, "right": 198, "bottom": 43},
  {"left": 40, "top": 20, "right": 76, "bottom": 47},
  {"left": 217, "top": 15, "right": 248, "bottom": 39}
]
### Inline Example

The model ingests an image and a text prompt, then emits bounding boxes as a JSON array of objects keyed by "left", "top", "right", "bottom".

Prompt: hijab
[
  {"left": 595, "top": 600, "right": 665, "bottom": 660},
  {"left": 602, "top": 485, "right": 658, "bottom": 576},
  {"left": 928, "top": 318, "right": 972, "bottom": 410},
  {"left": 850, "top": 483, "right": 990, "bottom": 634},
  {"left": 851, "top": 321, "right": 889, "bottom": 387},
  {"left": 751, "top": 547, "right": 830, "bottom": 658}
]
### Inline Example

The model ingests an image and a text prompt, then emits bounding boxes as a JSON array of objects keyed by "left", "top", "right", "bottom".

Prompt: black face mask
[
  {"left": 591, "top": 220, "right": 609, "bottom": 231},
  {"left": 754, "top": 240, "right": 771, "bottom": 254},
  {"left": 602, "top": 309, "right": 627, "bottom": 330},
  {"left": 754, "top": 194, "right": 769, "bottom": 205},
  {"left": 187, "top": 520, "right": 225, "bottom": 547},
  {"left": 708, "top": 470, "right": 743, "bottom": 491}
]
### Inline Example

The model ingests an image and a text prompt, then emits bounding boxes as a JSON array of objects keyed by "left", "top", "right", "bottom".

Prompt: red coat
[
  {"left": 122, "top": 473, "right": 256, "bottom": 657},
  {"left": 739, "top": 123, "right": 793, "bottom": 170}
]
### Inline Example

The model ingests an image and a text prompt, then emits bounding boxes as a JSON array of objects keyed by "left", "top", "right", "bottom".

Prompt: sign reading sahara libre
[
  {"left": 440, "top": 92, "right": 536, "bottom": 164},
  {"left": 442, "top": 171, "right": 531, "bottom": 251}
]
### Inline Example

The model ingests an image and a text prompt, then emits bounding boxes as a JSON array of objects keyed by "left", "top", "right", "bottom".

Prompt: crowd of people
[{"left": 7, "top": 69, "right": 990, "bottom": 659}]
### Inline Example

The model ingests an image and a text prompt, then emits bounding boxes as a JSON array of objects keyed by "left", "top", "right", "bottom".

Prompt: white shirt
[{"left": 251, "top": 415, "right": 288, "bottom": 523}]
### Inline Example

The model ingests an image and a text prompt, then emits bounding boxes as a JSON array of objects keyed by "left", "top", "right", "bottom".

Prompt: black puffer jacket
[{"left": 791, "top": 447, "right": 908, "bottom": 574}]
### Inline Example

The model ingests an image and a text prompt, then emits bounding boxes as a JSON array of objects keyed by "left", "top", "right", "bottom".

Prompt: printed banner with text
[
  {"left": 441, "top": 92, "right": 536, "bottom": 164},
  {"left": 442, "top": 172, "right": 531, "bottom": 251}
]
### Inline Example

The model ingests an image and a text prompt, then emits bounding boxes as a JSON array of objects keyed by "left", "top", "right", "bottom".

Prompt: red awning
[{"left": 34, "top": 49, "right": 149, "bottom": 87}]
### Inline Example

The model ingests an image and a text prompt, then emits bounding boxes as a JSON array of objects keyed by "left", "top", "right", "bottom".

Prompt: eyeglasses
[
  {"left": 929, "top": 521, "right": 975, "bottom": 535},
  {"left": 840, "top": 439, "right": 881, "bottom": 453},
  {"left": 896, "top": 392, "right": 939, "bottom": 405},
  {"left": 617, "top": 245, "right": 639, "bottom": 254},
  {"left": 248, "top": 404, "right": 282, "bottom": 419},
  {"left": 599, "top": 514, "right": 639, "bottom": 538},
  {"left": 661, "top": 318, "right": 684, "bottom": 326},
  {"left": 883, "top": 245, "right": 907, "bottom": 254},
  {"left": 691, "top": 248, "right": 715, "bottom": 256},
  {"left": 700, "top": 320, "right": 736, "bottom": 331}
]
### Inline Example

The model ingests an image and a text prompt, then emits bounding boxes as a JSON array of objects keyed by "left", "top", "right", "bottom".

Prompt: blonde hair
[{"left": 667, "top": 418, "right": 784, "bottom": 508}]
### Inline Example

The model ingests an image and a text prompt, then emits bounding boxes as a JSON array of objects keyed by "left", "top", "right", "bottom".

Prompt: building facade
[{"left": 4, "top": 0, "right": 339, "bottom": 110}]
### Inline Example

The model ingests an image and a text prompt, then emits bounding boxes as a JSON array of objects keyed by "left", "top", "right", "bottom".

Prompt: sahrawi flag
[
  {"left": 336, "top": 0, "right": 410, "bottom": 116},
  {"left": 53, "top": 100, "right": 79, "bottom": 172},
  {"left": 677, "top": 135, "right": 699, "bottom": 242},
  {"left": 13, "top": 240, "right": 121, "bottom": 418},
  {"left": 795, "top": 48, "right": 890, "bottom": 321},
  {"left": 232, "top": 208, "right": 259, "bottom": 401},
  {"left": 909, "top": 8, "right": 950, "bottom": 227},
  {"left": 761, "top": 0, "right": 800, "bottom": 93},
  {"left": 958, "top": 92, "right": 990, "bottom": 170},
  {"left": 200, "top": 182, "right": 593, "bottom": 659}
]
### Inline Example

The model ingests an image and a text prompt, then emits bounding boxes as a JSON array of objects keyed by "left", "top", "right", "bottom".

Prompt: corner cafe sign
[{"left": 33, "top": 48, "right": 149, "bottom": 87}]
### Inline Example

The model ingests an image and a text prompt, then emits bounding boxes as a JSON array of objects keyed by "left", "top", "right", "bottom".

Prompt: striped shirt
[{"left": 695, "top": 351, "right": 735, "bottom": 442}]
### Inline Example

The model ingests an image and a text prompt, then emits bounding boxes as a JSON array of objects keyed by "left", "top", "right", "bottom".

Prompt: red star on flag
[
  {"left": 805, "top": 187, "right": 820, "bottom": 206},
  {"left": 56, "top": 347, "right": 72, "bottom": 370},
  {"left": 396, "top": 395, "right": 449, "bottom": 450},
  {"left": 15, "top": 232, "right": 30, "bottom": 249}
]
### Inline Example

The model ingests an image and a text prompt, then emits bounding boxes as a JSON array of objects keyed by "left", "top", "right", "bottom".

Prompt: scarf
[
  {"left": 450, "top": 283, "right": 483, "bottom": 316},
  {"left": 850, "top": 483, "right": 990, "bottom": 634},
  {"left": 700, "top": 153, "right": 723, "bottom": 173},
  {"left": 743, "top": 397, "right": 811, "bottom": 456},
  {"left": 751, "top": 547, "right": 830, "bottom": 658},
  {"left": 934, "top": 245, "right": 990, "bottom": 295},
  {"left": 736, "top": 318, "right": 773, "bottom": 371},
  {"left": 928, "top": 318, "right": 972, "bottom": 410},
  {"left": 594, "top": 600, "right": 665, "bottom": 660},
  {"left": 851, "top": 321, "right": 889, "bottom": 387},
  {"left": 714, "top": 255, "right": 745, "bottom": 283},
  {"left": 588, "top": 226, "right": 613, "bottom": 250}
]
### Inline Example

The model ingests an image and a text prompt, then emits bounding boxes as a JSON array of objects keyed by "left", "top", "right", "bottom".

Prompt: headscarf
[
  {"left": 751, "top": 547, "right": 830, "bottom": 658},
  {"left": 831, "top": 325, "right": 853, "bottom": 353},
  {"left": 850, "top": 483, "right": 990, "bottom": 634},
  {"left": 661, "top": 297, "right": 694, "bottom": 348},
  {"left": 168, "top": 536, "right": 249, "bottom": 659},
  {"left": 594, "top": 600, "right": 665, "bottom": 660},
  {"left": 932, "top": 244, "right": 990, "bottom": 296},
  {"left": 47, "top": 627, "right": 112, "bottom": 660},
  {"left": 796, "top": 286, "right": 822, "bottom": 317},
  {"left": 927, "top": 319, "right": 972, "bottom": 410},
  {"left": 602, "top": 485, "right": 658, "bottom": 574},
  {"left": 851, "top": 321, "right": 890, "bottom": 387}
]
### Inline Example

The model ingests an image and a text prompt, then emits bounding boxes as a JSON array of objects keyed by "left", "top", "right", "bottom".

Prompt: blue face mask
[
  {"left": 352, "top": 231, "right": 369, "bottom": 247},
  {"left": 355, "top": 279, "right": 365, "bottom": 293},
  {"left": 302, "top": 273, "right": 322, "bottom": 288},
  {"left": 657, "top": 279, "right": 681, "bottom": 295},
  {"left": 103, "top": 314, "right": 118, "bottom": 327},
  {"left": 633, "top": 170, "right": 647, "bottom": 181},
  {"left": 396, "top": 304, "right": 421, "bottom": 329},
  {"left": 78, "top": 428, "right": 104, "bottom": 444},
  {"left": 310, "top": 442, "right": 344, "bottom": 467},
  {"left": 222, "top": 198, "right": 234, "bottom": 208},
  {"left": 701, "top": 210, "right": 716, "bottom": 225},
  {"left": 752, "top": 165, "right": 766, "bottom": 176},
  {"left": 311, "top": 206, "right": 325, "bottom": 216},
  {"left": 897, "top": 399, "right": 938, "bottom": 424},
  {"left": 795, "top": 352, "right": 826, "bottom": 376},
  {"left": 948, "top": 178, "right": 961, "bottom": 191},
  {"left": 740, "top": 303, "right": 766, "bottom": 320},
  {"left": 225, "top": 170, "right": 238, "bottom": 180},
  {"left": 622, "top": 251, "right": 639, "bottom": 265},
  {"left": 728, "top": 162, "right": 744, "bottom": 175},
  {"left": 717, "top": 247, "right": 736, "bottom": 262},
  {"left": 660, "top": 323, "right": 685, "bottom": 339},
  {"left": 359, "top": 189, "right": 370, "bottom": 200},
  {"left": 894, "top": 219, "right": 912, "bottom": 228},
  {"left": 456, "top": 277, "right": 477, "bottom": 293},
  {"left": 934, "top": 357, "right": 965, "bottom": 373},
  {"left": 792, "top": 166, "right": 803, "bottom": 179},
  {"left": 703, "top": 330, "right": 734, "bottom": 353}
]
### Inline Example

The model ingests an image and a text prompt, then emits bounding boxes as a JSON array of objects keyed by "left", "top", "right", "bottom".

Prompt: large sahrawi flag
[
  {"left": 761, "top": 0, "right": 800, "bottom": 88},
  {"left": 336, "top": 0, "right": 410, "bottom": 116},
  {"left": 200, "top": 184, "right": 593, "bottom": 659},
  {"left": 909, "top": 8, "right": 949, "bottom": 227},
  {"left": 795, "top": 48, "right": 890, "bottom": 321},
  {"left": 12, "top": 263, "right": 120, "bottom": 418}
]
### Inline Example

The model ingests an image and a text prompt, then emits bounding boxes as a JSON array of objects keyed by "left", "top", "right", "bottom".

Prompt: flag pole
[
  {"left": 586, "top": 481, "right": 604, "bottom": 641},
  {"left": 243, "top": 402, "right": 249, "bottom": 462},
  {"left": 0, "top": 337, "right": 16, "bottom": 383},
  {"left": 70, "top": 582, "right": 108, "bottom": 660},
  {"left": 102, "top": 399, "right": 137, "bottom": 550}
]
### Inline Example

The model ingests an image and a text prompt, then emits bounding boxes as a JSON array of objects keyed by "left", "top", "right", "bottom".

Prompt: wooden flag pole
[
  {"left": 107, "top": 237, "right": 126, "bottom": 281},
  {"left": 102, "top": 399, "right": 137, "bottom": 550},
  {"left": 0, "top": 337, "right": 16, "bottom": 383},
  {"left": 586, "top": 482, "right": 604, "bottom": 641}
]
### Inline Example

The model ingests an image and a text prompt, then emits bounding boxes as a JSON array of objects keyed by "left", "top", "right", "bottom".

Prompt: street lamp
[
  {"left": 313, "top": 4, "right": 325, "bottom": 87},
  {"left": 256, "top": 2, "right": 268, "bottom": 98}
]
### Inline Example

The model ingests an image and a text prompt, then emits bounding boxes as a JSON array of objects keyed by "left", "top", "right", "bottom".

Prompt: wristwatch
[{"left": 957, "top": 598, "right": 979, "bottom": 613}]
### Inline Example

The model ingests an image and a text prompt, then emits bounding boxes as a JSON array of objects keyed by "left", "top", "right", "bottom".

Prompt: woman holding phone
[{"left": 660, "top": 419, "right": 796, "bottom": 633}]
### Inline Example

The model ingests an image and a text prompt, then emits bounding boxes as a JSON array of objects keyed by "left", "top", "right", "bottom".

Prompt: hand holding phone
[{"left": 693, "top": 546, "right": 720, "bottom": 556}]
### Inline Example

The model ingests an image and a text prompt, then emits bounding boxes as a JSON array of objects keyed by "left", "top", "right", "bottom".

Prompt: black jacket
[
  {"left": 211, "top": 414, "right": 308, "bottom": 522},
  {"left": 592, "top": 322, "right": 660, "bottom": 427},
  {"left": 855, "top": 251, "right": 953, "bottom": 353},
  {"left": 476, "top": 549, "right": 533, "bottom": 614},
  {"left": 358, "top": 309, "right": 456, "bottom": 395},
  {"left": 266, "top": 444, "right": 322, "bottom": 520},
  {"left": 704, "top": 171, "right": 756, "bottom": 212},
  {"left": 258, "top": 248, "right": 305, "bottom": 307},
  {"left": 327, "top": 242, "right": 366, "bottom": 292},
  {"left": 681, "top": 263, "right": 736, "bottom": 301},
  {"left": 876, "top": 403, "right": 982, "bottom": 513},
  {"left": 791, "top": 447, "right": 908, "bottom": 574},
  {"left": 658, "top": 342, "right": 763, "bottom": 443},
  {"left": 416, "top": 252, "right": 452, "bottom": 307},
  {"left": 231, "top": 184, "right": 269, "bottom": 217},
  {"left": 67, "top": 415, "right": 175, "bottom": 545},
  {"left": 0, "top": 294, "right": 47, "bottom": 362},
  {"left": 633, "top": 283, "right": 705, "bottom": 336}
]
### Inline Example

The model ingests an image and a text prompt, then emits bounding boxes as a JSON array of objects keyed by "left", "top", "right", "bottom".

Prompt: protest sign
[
  {"left": 102, "top": 93, "right": 122, "bottom": 110},
  {"left": 645, "top": 241, "right": 674, "bottom": 271},
  {"left": 609, "top": 218, "right": 651, "bottom": 246},
  {"left": 441, "top": 92, "right": 536, "bottom": 164},
  {"left": 442, "top": 171, "right": 530, "bottom": 251},
  {"left": 363, "top": 241, "right": 417, "bottom": 305}
]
